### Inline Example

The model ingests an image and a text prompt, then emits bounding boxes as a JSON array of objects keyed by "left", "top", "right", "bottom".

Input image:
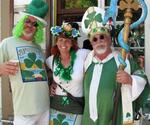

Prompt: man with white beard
[
  {"left": 81, "top": 7, "right": 150, "bottom": 125},
  {"left": 0, "top": 0, "right": 50, "bottom": 125},
  {"left": 82, "top": 25, "right": 150, "bottom": 125}
]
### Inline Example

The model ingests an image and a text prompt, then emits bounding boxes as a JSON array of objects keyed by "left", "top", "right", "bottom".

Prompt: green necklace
[{"left": 54, "top": 50, "right": 76, "bottom": 82}]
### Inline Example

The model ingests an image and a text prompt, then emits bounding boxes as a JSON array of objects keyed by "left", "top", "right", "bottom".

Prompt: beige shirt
[{"left": 0, "top": 37, "right": 50, "bottom": 115}]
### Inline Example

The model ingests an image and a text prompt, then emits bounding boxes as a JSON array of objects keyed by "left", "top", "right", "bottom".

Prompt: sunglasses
[
  {"left": 25, "top": 19, "right": 38, "bottom": 27},
  {"left": 92, "top": 34, "right": 108, "bottom": 42}
]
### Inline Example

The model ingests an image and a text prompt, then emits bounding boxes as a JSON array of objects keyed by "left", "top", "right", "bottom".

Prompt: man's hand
[
  {"left": 116, "top": 70, "right": 132, "bottom": 85},
  {"left": 0, "top": 61, "right": 19, "bottom": 76}
]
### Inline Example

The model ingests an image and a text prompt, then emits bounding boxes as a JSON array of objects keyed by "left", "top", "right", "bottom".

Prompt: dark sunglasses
[
  {"left": 92, "top": 34, "right": 108, "bottom": 42},
  {"left": 25, "top": 19, "right": 38, "bottom": 27}
]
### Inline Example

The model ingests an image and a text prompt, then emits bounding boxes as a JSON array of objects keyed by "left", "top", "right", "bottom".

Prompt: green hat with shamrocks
[
  {"left": 21, "top": 0, "right": 49, "bottom": 26},
  {"left": 81, "top": 7, "right": 111, "bottom": 41}
]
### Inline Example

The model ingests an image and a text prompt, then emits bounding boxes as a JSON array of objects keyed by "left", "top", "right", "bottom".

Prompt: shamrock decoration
[
  {"left": 61, "top": 97, "right": 70, "bottom": 106},
  {"left": 24, "top": 53, "right": 43, "bottom": 69},
  {"left": 84, "top": 10, "right": 102, "bottom": 29},
  {"left": 126, "top": 112, "right": 131, "bottom": 118},
  {"left": 81, "top": 7, "right": 106, "bottom": 35},
  {"left": 53, "top": 114, "right": 69, "bottom": 125},
  {"left": 22, "top": 52, "right": 47, "bottom": 80}
]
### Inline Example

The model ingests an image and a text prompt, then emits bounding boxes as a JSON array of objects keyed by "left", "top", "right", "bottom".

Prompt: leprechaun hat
[{"left": 21, "top": 0, "right": 49, "bottom": 26}]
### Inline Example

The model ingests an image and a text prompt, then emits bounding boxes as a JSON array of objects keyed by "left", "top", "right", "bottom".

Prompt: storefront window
[{"left": 61, "top": 0, "right": 97, "bottom": 9}]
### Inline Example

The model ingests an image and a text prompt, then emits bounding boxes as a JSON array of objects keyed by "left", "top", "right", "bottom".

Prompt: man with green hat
[{"left": 0, "top": 0, "right": 50, "bottom": 125}]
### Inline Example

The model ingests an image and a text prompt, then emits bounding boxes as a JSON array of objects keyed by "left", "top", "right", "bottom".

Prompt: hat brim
[{"left": 20, "top": 12, "right": 47, "bottom": 27}]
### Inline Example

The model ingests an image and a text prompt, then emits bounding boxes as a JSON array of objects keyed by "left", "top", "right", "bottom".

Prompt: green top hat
[{"left": 21, "top": 0, "right": 49, "bottom": 26}]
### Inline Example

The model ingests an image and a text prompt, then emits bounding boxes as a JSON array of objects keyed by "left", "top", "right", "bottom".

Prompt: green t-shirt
[{"left": 0, "top": 37, "right": 50, "bottom": 115}]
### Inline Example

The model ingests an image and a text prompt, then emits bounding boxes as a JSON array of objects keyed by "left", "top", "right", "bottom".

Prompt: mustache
[{"left": 94, "top": 44, "right": 106, "bottom": 48}]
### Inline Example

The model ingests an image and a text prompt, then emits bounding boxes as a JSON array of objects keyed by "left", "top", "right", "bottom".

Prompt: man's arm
[{"left": 0, "top": 61, "right": 18, "bottom": 76}]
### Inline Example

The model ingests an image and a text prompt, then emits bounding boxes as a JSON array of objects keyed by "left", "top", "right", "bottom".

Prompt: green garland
[{"left": 54, "top": 50, "right": 77, "bottom": 82}]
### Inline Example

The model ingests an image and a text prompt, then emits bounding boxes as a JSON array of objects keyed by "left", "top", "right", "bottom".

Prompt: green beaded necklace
[{"left": 54, "top": 50, "right": 76, "bottom": 82}]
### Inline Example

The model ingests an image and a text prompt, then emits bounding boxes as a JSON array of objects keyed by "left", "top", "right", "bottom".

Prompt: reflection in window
[{"left": 63, "top": 0, "right": 97, "bottom": 9}]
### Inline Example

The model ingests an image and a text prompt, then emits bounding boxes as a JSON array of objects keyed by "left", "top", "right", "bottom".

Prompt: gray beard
[
  {"left": 22, "top": 31, "right": 34, "bottom": 37},
  {"left": 95, "top": 46, "right": 107, "bottom": 54}
]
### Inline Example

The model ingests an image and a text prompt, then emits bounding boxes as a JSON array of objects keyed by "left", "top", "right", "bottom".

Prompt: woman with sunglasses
[{"left": 46, "top": 23, "right": 90, "bottom": 125}]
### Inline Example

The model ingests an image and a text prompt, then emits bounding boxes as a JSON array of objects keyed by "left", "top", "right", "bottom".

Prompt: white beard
[
  {"left": 94, "top": 45, "right": 107, "bottom": 54},
  {"left": 22, "top": 31, "right": 34, "bottom": 37}
]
